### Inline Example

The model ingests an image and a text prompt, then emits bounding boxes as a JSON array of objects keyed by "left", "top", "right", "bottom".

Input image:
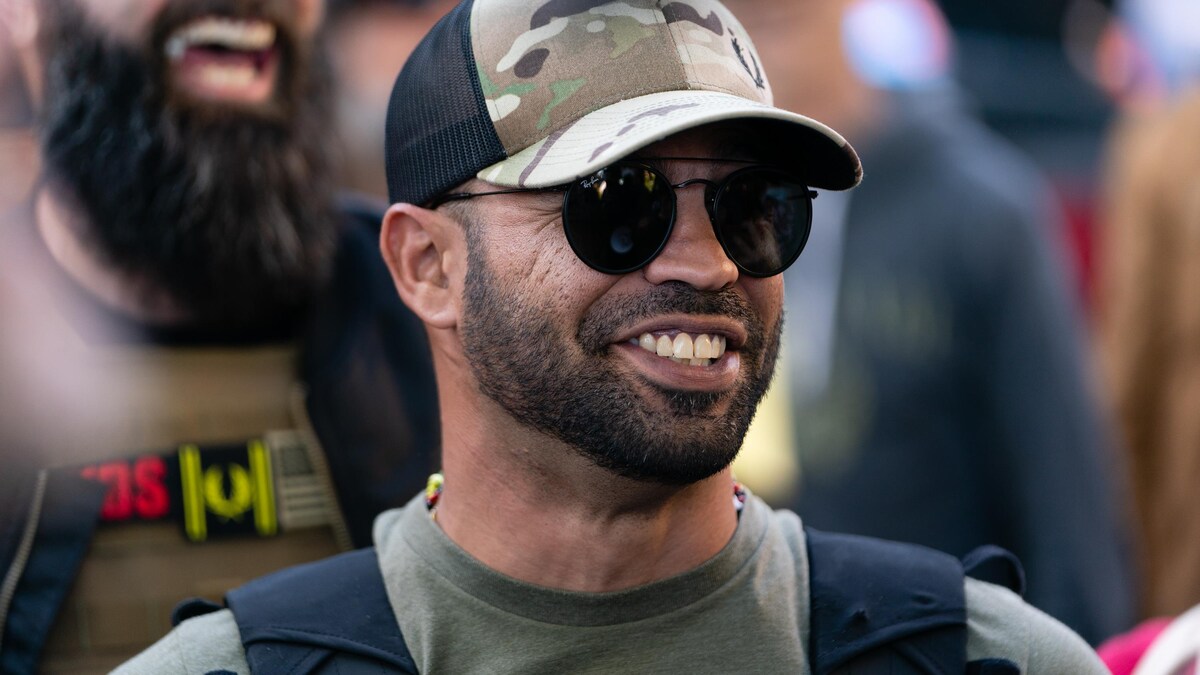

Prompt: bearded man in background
[{"left": 0, "top": 0, "right": 438, "bottom": 672}]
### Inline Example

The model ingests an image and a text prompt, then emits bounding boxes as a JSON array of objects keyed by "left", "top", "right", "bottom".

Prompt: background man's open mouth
[{"left": 165, "top": 16, "right": 280, "bottom": 104}]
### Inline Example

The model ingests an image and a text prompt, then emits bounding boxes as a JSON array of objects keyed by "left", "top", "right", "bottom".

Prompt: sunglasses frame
[{"left": 429, "top": 157, "right": 818, "bottom": 278}]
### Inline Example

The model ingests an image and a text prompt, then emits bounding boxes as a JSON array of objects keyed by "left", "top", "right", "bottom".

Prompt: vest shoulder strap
[
  {"left": 806, "top": 526, "right": 968, "bottom": 674},
  {"left": 806, "top": 527, "right": 1022, "bottom": 675},
  {"left": 962, "top": 545, "right": 1026, "bottom": 596},
  {"left": 224, "top": 547, "right": 416, "bottom": 674},
  {"left": 211, "top": 526, "right": 1023, "bottom": 675}
]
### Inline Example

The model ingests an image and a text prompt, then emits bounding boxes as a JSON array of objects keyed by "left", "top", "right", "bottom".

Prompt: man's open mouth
[
  {"left": 630, "top": 331, "right": 728, "bottom": 367},
  {"left": 164, "top": 17, "right": 280, "bottom": 104}
]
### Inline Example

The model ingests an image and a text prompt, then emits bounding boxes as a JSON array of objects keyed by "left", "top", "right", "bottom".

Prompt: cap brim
[{"left": 477, "top": 90, "right": 862, "bottom": 192}]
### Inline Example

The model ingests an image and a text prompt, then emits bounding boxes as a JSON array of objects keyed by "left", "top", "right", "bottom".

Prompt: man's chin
[
  {"left": 599, "top": 443, "right": 739, "bottom": 487},
  {"left": 654, "top": 388, "right": 730, "bottom": 419},
  {"left": 574, "top": 408, "right": 747, "bottom": 487}
]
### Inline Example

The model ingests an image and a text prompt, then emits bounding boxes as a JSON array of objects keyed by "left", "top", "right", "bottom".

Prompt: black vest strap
[
  {"left": 806, "top": 527, "right": 968, "bottom": 674},
  {"left": 962, "top": 545, "right": 1026, "bottom": 596},
  {"left": 213, "top": 528, "right": 1024, "bottom": 674},
  {"left": 225, "top": 547, "right": 416, "bottom": 674}
]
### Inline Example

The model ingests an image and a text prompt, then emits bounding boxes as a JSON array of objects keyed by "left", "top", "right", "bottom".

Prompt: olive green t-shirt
[{"left": 117, "top": 494, "right": 1106, "bottom": 674}]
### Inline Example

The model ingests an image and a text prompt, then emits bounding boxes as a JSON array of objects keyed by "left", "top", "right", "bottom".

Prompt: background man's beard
[
  {"left": 461, "top": 233, "right": 782, "bottom": 486},
  {"left": 37, "top": 0, "right": 337, "bottom": 330}
]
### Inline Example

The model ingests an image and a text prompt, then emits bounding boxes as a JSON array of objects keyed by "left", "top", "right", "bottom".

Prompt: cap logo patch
[{"left": 732, "top": 34, "right": 765, "bottom": 89}]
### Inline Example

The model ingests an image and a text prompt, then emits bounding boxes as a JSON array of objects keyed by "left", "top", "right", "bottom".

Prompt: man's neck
[
  {"left": 35, "top": 185, "right": 191, "bottom": 325},
  {"left": 431, "top": 392, "right": 739, "bottom": 593}
]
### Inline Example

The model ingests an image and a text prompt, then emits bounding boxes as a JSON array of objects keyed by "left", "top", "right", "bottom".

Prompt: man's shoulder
[
  {"left": 964, "top": 578, "right": 1107, "bottom": 673},
  {"left": 112, "top": 609, "right": 249, "bottom": 675}
]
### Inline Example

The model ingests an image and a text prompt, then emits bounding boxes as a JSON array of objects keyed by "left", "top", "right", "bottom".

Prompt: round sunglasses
[{"left": 429, "top": 158, "right": 817, "bottom": 278}]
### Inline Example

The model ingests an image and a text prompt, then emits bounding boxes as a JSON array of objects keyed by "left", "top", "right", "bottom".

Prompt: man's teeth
[
  {"left": 634, "top": 332, "right": 726, "bottom": 367},
  {"left": 165, "top": 17, "right": 277, "bottom": 60}
]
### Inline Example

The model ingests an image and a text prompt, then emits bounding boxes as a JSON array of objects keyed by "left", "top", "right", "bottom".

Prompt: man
[
  {"left": 727, "top": 0, "right": 1135, "bottom": 644},
  {"left": 119, "top": 0, "right": 1105, "bottom": 672},
  {"left": 0, "top": 0, "right": 437, "bottom": 671}
]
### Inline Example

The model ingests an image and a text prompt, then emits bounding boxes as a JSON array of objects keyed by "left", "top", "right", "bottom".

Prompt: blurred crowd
[{"left": 2, "top": 0, "right": 1200, "bottom": 672}]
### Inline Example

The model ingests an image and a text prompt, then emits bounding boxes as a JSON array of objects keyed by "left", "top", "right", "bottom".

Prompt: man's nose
[{"left": 640, "top": 186, "right": 739, "bottom": 290}]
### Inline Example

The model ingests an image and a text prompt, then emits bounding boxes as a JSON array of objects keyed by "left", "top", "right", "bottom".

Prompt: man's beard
[
  {"left": 37, "top": 0, "right": 337, "bottom": 330},
  {"left": 460, "top": 231, "right": 783, "bottom": 486}
]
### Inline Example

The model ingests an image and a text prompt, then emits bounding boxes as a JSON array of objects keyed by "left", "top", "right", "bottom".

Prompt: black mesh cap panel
[{"left": 384, "top": 0, "right": 506, "bottom": 206}]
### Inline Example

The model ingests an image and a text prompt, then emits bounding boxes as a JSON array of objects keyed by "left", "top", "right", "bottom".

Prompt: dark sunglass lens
[
  {"left": 562, "top": 164, "right": 674, "bottom": 274},
  {"left": 713, "top": 168, "right": 813, "bottom": 276}
]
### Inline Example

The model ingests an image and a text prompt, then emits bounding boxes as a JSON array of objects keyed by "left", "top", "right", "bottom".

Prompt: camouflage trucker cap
[{"left": 384, "top": 0, "right": 863, "bottom": 206}]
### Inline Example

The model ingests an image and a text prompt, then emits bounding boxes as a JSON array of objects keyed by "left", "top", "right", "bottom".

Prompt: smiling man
[
  {"left": 0, "top": 0, "right": 438, "bottom": 672},
  {"left": 117, "top": 0, "right": 1105, "bottom": 672}
]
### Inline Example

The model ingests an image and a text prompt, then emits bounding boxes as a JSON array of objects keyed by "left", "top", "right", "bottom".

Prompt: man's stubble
[{"left": 458, "top": 217, "right": 783, "bottom": 486}]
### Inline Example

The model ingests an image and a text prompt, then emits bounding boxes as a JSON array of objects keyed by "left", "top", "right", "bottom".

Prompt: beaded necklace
[{"left": 423, "top": 472, "right": 748, "bottom": 519}]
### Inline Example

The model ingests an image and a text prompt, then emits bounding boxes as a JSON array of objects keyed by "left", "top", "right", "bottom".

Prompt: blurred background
[
  {"left": 3, "top": 0, "right": 1200, "bottom": 666},
  {"left": 720, "top": 0, "right": 1200, "bottom": 645}
]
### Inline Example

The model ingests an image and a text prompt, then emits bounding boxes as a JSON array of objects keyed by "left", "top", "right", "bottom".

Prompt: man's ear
[{"left": 380, "top": 203, "right": 464, "bottom": 330}]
